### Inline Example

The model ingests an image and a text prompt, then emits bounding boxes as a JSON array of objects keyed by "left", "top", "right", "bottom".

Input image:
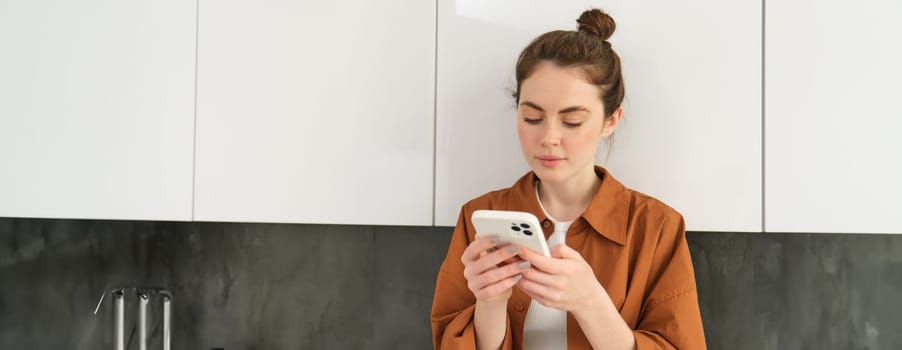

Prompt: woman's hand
[
  {"left": 516, "top": 244, "right": 606, "bottom": 315},
  {"left": 461, "top": 236, "right": 530, "bottom": 303}
]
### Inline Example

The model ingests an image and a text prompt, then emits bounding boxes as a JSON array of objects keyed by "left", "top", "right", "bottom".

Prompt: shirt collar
[{"left": 508, "top": 166, "right": 630, "bottom": 246}]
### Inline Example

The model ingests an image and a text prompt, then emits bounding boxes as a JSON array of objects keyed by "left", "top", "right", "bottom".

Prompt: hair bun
[{"left": 576, "top": 9, "right": 616, "bottom": 41}]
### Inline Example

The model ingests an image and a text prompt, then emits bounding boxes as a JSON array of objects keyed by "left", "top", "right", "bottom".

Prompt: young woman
[{"left": 431, "top": 8, "right": 707, "bottom": 350}]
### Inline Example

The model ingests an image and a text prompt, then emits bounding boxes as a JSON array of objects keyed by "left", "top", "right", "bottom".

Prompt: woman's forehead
[{"left": 519, "top": 64, "right": 602, "bottom": 110}]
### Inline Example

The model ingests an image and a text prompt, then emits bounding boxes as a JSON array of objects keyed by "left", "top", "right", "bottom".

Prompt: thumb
[{"left": 550, "top": 244, "right": 582, "bottom": 260}]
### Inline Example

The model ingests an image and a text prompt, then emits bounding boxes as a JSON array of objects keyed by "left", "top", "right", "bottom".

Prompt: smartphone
[{"left": 472, "top": 210, "right": 551, "bottom": 257}]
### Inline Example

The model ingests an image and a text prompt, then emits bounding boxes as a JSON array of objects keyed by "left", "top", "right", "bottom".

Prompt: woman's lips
[{"left": 537, "top": 156, "right": 564, "bottom": 167}]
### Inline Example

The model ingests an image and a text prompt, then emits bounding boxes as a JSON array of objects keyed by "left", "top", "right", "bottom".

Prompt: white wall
[
  {"left": 765, "top": 0, "right": 902, "bottom": 233},
  {"left": 5, "top": 0, "right": 899, "bottom": 234},
  {"left": 192, "top": 0, "right": 436, "bottom": 225},
  {"left": 0, "top": 0, "right": 196, "bottom": 221},
  {"left": 436, "top": 0, "right": 763, "bottom": 232}
]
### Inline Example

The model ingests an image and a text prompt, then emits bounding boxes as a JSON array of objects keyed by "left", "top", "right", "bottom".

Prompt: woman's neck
[{"left": 537, "top": 167, "right": 601, "bottom": 222}]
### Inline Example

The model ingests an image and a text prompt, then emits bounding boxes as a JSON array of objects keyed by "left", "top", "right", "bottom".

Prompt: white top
[{"left": 523, "top": 182, "right": 573, "bottom": 349}]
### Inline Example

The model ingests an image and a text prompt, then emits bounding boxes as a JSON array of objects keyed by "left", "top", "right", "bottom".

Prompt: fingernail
[
  {"left": 490, "top": 236, "right": 500, "bottom": 243},
  {"left": 512, "top": 274, "right": 523, "bottom": 282},
  {"left": 507, "top": 245, "right": 520, "bottom": 254},
  {"left": 517, "top": 261, "right": 531, "bottom": 270}
]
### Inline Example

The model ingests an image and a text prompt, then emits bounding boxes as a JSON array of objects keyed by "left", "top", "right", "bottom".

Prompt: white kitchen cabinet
[
  {"left": 765, "top": 0, "right": 902, "bottom": 233},
  {"left": 0, "top": 0, "right": 196, "bottom": 221},
  {"left": 194, "top": 0, "right": 435, "bottom": 225},
  {"left": 435, "top": 0, "right": 762, "bottom": 231}
]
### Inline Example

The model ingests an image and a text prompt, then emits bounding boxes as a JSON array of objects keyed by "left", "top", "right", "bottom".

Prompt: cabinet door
[
  {"left": 436, "top": 0, "right": 762, "bottom": 231},
  {"left": 0, "top": 1, "right": 196, "bottom": 221},
  {"left": 765, "top": 0, "right": 902, "bottom": 233},
  {"left": 195, "top": 0, "right": 435, "bottom": 225}
]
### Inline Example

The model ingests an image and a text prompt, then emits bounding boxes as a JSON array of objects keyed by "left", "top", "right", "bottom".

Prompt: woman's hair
[{"left": 513, "top": 9, "right": 625, "bottom": 119}]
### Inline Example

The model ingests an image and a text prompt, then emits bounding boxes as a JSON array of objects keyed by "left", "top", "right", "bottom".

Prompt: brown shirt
[{"left": 431, "top": 166, "right": 707, "bottom": 349}]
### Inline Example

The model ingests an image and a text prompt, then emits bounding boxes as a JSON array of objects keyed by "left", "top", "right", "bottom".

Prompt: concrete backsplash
[{"left": 1, "top": 218, "right": 900, "bottom": 349}]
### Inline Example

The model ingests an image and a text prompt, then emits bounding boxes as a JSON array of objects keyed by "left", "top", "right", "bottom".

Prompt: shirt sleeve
[
  {"left": 431, "top": 205, "right": 514, "bottom": 350},
  {"left": 632, "top": 213, "right": 707, "bottom": 350}
]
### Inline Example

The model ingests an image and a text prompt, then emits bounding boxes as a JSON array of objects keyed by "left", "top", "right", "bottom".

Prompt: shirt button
[
  {"left": 515, "top": 303, "right": 525, "bottom": 312},
  {"left": 542, "top": 220, "right": 552, "bottom": 229}
]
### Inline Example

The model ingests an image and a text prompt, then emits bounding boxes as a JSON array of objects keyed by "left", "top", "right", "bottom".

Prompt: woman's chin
[{"left": 531, "top": 166, "right": 567, "bottom": 183}]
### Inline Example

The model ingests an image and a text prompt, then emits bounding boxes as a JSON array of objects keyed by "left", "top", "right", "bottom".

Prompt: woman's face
[{"left": 516, "top": 61, "right": 619, "bottom": 185}]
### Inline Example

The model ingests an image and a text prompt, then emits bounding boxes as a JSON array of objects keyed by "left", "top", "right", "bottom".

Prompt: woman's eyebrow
[
  {"left": 520, "top": 101, "right": 545, "bottom": 112},
  {"left": 559, "top": 106, "right": 590, "bottom": 114},
  {"left": 520, "top": 101, "right": 590, "bottom": 114}
]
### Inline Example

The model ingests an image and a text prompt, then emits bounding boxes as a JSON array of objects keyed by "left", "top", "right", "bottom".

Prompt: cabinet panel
[
  {"left": 195, "top": 0, "right": 435, "bottom": 225},
  {"left": 765, "top": 0, "right": 902, "bottom": 233},
  {"left": 436, "top": 0, "right": 762, "bottom": 231},
  {"left": 0, "top": 0, "right": 196, "bottom": 220}
]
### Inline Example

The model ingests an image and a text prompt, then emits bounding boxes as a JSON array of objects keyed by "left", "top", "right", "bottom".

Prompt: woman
[{"left": 431, "top": 8, "right": 707, "bottom": 350}]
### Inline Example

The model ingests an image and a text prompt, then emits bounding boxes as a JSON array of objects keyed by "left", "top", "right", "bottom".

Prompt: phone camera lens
[
  {"left": 523, "top": 230, "right": 533, "bottom": 236},
  {"left": 510, "top": 226, "right": 521, "bottom": 232},
  {"left": 520, "top": 223, "right": 530, "bottom": 229}
]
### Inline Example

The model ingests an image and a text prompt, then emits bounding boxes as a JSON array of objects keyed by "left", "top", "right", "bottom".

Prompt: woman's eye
[
  {"left": 523, "top": 118, "right": 542, "bottom": 125},
  {"left": 563, "top": 122, "right": 582, "bottom": 127}
]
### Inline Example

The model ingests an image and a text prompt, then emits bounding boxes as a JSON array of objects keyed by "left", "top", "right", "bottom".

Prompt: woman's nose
[{"left": 539, "top": 121, "right": 561, "bottom": 147}]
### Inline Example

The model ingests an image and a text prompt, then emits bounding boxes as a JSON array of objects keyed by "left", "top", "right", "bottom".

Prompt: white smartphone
[{"left": 472, "top": 210, "right": 551, "bottom": 257}]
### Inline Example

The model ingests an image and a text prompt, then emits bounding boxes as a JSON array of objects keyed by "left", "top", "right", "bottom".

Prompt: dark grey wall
[{"left": 1, "top": 218, "right": 900, "bottom": 349}]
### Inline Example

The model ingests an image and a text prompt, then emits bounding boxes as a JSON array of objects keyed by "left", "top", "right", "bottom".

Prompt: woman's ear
[{"left": 601, "top": 107, "right": 623, "bottom": 138}]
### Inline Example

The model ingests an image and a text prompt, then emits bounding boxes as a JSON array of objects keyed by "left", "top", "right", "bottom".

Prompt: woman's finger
[
  {"left": 516, "top": 277, "right": 560, "bottom": 308},
  {"left": 467, "top": 243, "right": 522, "bottom": 278},
  {"left": 470, "top": 256, "right": 530, "bottom": 290},
  {"left": 550, "top": 243, "right": 584, "bottom": 261},
  {"left": 461, "top": 235, "right": 499, "bottom": 263},
  {"left": 519, "top": 264, "right": 558, "bottom": 287},
  {"left": 519, "top": 245, "right": 565, "bottom": 274},
  {"left": 474, "top": 273, "right": 523, "bottom": 300}
]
